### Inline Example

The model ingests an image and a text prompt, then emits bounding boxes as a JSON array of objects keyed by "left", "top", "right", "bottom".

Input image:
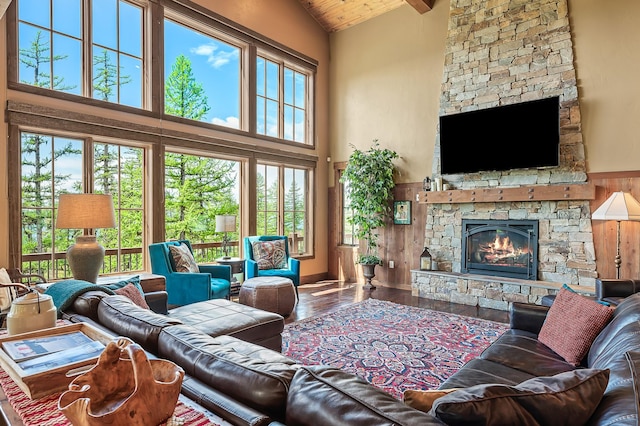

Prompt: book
[
  {"left": 18, "top": 340, "right": 105, "bottom": 375},
  {"left": 2, "top": 331, "right": 94, "bottom": 362}
]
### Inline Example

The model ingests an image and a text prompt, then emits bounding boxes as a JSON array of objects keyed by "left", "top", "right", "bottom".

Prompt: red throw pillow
[
  {"left": 538, "top": 287, "right": 613, "bottom": 366},
  {"left": 114, "top": 283, "right": 150, "bottom": 310}
]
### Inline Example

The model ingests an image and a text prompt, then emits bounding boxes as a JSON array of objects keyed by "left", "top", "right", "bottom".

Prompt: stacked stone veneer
[{"left": 411, "top": 0, "right": 597, "bottom": 310}]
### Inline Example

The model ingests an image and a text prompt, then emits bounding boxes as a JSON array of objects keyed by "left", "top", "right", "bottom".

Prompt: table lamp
[
  {"left": 592, "top": 191, "right": 640, "bottom": 279},
  {"left": 216, "top": 215, "right": 237, "bottom": 259},
  {"left": 56, "top": 193, "right": 116, "bottom": 283}
]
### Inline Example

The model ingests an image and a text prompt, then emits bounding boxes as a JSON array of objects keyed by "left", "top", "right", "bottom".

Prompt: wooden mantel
[{"left": 418, "top": 182, "right": 595, "bottom": 204}]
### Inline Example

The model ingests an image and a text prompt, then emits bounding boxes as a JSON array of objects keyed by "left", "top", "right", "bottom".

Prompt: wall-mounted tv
[{"left": 439, "top": 96, "right": 560, "bottom": 175}]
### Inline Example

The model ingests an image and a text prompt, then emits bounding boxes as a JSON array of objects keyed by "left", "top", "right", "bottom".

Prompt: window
[
  {"left": 256, "top": 163, "right": 310, "bottom": 255},
  {"left": 17, "top": 0, "right": 145, "bottom": 107},
  {"left": 164, "top": 16, "right": 242, "bottom": 128},
  {"left": 164, "top": 151, "right": 240, "bottom": 259},
  {"left": 93, "top": 143, "right": 145, "bottom": 272},
  {"left": 92, "top": 0, "right": 143, "bottom": 107},
  {"left": 256, "top": 54, "right": 309, "bottom": 144},
  {"left": 20, "top": 130, "right": 146, "bottom": 279},
  {"left": 341, "top": 178, "right": 357, "bottom": 246}
]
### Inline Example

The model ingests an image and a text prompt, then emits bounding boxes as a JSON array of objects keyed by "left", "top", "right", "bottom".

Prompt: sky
[{"left": 18, "top": 0, "right": 242, "bottom": 128}]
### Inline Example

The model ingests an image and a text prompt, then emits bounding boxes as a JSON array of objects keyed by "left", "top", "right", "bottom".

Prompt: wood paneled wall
[
  {"left": 589, "top": 171, "right": 640, "bottom": 281},
  {"left": 328, "top": 172, "right": 640, "bottom": 287},
  {"left": 328, "top": 181, "right": 427, "bottom": 289}
]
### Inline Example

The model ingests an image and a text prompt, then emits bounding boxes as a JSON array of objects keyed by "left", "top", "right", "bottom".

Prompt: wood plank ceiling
[{"left": 297, "top": 0, "right": 435, "bottom": 33}]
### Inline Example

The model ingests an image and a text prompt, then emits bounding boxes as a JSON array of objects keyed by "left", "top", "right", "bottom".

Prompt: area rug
[{"left": 282, "top": 299, "right": 509, "bottom": 399}]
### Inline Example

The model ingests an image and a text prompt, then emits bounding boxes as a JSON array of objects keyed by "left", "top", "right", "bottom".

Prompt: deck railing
[{"left": 20, "top": 241, "right": 240, "bottom": 281}]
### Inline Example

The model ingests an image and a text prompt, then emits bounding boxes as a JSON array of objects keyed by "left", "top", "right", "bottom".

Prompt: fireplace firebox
[{"left": 461, "top": 219, "right": 538, "bottom": 280}]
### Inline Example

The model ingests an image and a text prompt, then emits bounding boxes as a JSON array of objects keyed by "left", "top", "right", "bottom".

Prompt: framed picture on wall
[{"left": 393, "top": 201, "right": 411, "bottom": 225}]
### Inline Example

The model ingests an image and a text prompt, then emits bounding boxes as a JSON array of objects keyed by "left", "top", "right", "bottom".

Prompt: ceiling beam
[{"left": 405, "top": 0, "right": 434, "bottom": 14}]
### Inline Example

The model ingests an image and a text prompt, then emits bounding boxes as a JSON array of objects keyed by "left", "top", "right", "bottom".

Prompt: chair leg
[{"left": 295, "top": 285, "right": 299, "bottom": 300}]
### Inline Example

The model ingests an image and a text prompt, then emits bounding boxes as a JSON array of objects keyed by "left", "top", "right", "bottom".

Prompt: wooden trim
[
  {"left": 588, "top": 170, "right": 640, "bottom": 179},
  {"left": 418, "top": 182, "right": 595, "bottom": 204},
  {"left": 6, "top": 101, "right": 318, "bottom": 166}
]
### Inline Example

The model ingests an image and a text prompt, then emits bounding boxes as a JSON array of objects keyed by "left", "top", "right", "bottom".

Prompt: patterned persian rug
[{"left": 282, "top": 299, "right": 509, "bottom": 399}]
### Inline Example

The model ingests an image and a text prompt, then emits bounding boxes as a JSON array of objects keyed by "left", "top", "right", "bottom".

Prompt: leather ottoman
[
  {"left": 168, "top": 298, "right": 284, "bottom": 352},
  {"left": 240, "top": 277, "right": 296, "bottom": 317}
]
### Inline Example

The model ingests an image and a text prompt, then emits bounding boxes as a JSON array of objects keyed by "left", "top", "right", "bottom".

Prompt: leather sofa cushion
[
  {"left": 478, "top": 330, "right": 575, "bottom": 377},
  {"left": 168, "top": 299, "right": 284, "bottom": 352},
  {"left": 157, "top": 325, "right": 298, "bottom": 421},
  {"left": 589, "top": 293, "right": 640, "bottom": 364},
  {"left": 439, "top": 358, "right": 534, "bottom": 390},
  {"left": 286, "top": 366, "right": 444, "bottom": 426},
  {"left": 431, "top": 369, "right": 609, "bottom": 426},
  {"left": 71, "top": 290, "right": 110, "bottom": 321},
  {"left": 97, "top": 295, "right": 183, "bottom": 354}
]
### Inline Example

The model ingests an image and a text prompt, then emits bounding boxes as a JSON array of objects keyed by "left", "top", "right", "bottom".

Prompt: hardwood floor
[{"left": 285, "top": 280, "right": 510, "bottom": 325}]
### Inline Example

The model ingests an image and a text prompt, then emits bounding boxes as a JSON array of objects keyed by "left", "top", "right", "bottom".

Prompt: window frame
[{"left": 255, "top": 161, "right": 314, "bottom": 258}]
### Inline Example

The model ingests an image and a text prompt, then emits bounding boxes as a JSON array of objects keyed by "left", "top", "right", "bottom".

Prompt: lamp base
[{"left": 67, "top": 235, "right": 105, "bottom": 283}]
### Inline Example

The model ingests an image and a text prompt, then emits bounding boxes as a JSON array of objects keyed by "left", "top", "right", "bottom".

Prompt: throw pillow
[
  {"left": 430, "top": 368, "right": 610, "bottom": 426},
  {"left": 102, "top": 276, "right": 145, "bottom": 296},
  {"left": 252, "top": 240, "right": 287, "bottom": 270},
  {"left": 404, "top": 388, "right": 460, "bottom": 413},
  {"left": 538, "top": 286, "right": 614, "bottom": 366},
  {"left": 169, "top": 243, "right": 199, "bottom": 273},
  {"left": 114, "top": 283, "right": 150, "bottom": 309}
]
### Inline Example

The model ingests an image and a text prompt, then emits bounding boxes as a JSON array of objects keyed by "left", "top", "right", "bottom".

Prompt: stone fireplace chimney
[{"left": 414, "top": 0, "right": 596, "bottom": 309}]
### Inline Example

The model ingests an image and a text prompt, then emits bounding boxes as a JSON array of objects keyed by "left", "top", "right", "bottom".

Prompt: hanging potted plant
[{"left": 340, "top": 140, "right": 398, "bottom": 290}]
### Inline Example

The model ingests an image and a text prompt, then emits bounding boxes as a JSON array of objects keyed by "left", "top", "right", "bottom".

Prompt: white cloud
[
  {"left": 212, "top": 116, "right": 240, "bottom": 129},
  {"left": 191, "top": 44, "right": 239, "bottom": 69}
]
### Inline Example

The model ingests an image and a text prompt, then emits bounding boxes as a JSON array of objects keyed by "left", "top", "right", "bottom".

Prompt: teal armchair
[
  {"left": 244, "top": 236, "right": 301, "bottom": 298},
  {"left": 149, "top": 240, "right": 231, "bottom": 306}
]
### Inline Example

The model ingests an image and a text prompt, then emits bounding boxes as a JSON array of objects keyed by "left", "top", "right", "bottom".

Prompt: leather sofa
[{"left": 62, "top": 289, "right": 640, "bottom": 425}]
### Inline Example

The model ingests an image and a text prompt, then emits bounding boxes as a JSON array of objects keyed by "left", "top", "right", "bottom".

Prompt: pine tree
[
  {"left": 93, "top": 48, "right": 132, "bottom": 102},
  {"left": 164, "top": 55, "right": 237, "bottom": 248},
  {"left": 19, "top": 30, "right": 75, "bottom": 91}
]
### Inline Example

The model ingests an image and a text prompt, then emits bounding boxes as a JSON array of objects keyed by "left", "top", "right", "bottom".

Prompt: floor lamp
[
  {"left": 216, "top": 215, "right": 237, "bottom": 259},
  {"left": 592, "top": 191, "right": 640, "bottom": 279},
  {"left": 56, "top": 193, "right": 116, "bottom": 283}
]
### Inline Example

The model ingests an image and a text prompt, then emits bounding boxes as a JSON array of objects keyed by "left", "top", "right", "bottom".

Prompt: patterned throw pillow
[
  {"left": 169, "top": 243, "right": 199, "bottom": 273},
  {"left": 538, "top": 286, "right": 614, "bottom": 366},
  {"left": 114, "top": 283, "right": 150, "bottom": 309},
  {"left": 252, "top": 240, "right": 287, "bottom": 270}
]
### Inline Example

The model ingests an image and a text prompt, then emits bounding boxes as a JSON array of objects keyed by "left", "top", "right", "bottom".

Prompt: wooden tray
[{"left": 0, "top": 322, "right": 115, "bottom": 399}]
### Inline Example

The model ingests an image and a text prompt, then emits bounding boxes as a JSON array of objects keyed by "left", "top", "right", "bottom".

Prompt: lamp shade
[
  {"left": 56, "top": 194, "right": 116, "bottom": 229},
  {"left": 592, "top": 191, "right": 640, "bottom": 221},
  {"left": 215, "top": 215, "right": 236, "bottom": 233}
]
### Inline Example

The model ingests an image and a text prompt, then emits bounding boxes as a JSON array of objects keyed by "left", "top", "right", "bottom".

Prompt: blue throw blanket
[{"left": 44, "top": 280, "right": 115, "bottom": 317}]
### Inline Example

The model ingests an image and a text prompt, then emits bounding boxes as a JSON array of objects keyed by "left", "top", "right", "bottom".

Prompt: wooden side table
[{"left": 216, "top": 257, "right": 245, "bottom": 296}]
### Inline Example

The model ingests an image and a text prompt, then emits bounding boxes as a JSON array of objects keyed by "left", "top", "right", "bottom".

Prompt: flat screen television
[{"left": 439, "top": 96, "right": 560, "bottom": 174}]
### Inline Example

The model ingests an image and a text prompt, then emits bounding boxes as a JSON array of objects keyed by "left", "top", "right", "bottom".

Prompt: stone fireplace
[
  {"left": 461, "top": 219, "right": 538, "bottom": 281},
  {"left": 411, "top": 0, "right": 597, "bottom": 310}
]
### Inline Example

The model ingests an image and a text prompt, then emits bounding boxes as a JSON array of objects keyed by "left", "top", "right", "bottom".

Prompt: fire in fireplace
[{"left": 461, "top": 219, "right": 539, "bottom": 280}]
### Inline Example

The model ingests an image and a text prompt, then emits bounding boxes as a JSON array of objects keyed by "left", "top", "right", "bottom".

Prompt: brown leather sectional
[{"left": 63, "top": 287, "right": 640, "bottom": 425}]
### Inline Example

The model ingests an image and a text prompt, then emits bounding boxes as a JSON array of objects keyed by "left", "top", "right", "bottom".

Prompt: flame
[{"left": 492, "top": 235, "right": 514, "bottom": 254}]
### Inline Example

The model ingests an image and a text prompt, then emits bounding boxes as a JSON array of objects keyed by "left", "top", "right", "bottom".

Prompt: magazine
[
  {"left": 2, "top": 331, "right": 94, "bottom": 362},
  {"left": 18, "top": 340, "right": 105, "bottom": 375}
]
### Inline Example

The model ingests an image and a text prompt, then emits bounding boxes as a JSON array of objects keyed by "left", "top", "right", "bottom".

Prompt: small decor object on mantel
[
  {"left": 420, "top": 247, "right": 432, "bottom": 271},
  {"left": 58, "top": 337, "right": 184, "bottom": 426}
]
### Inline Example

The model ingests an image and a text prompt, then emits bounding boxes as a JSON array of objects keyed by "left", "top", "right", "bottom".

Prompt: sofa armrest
[
  {"left": 145, "top": 290, "right": 168, "bottom": 315},
  {"left": 509, "top": 302, "right": 550, "bottom": 334},
  {"left": 198, "top": 264, "right": 232, "bottom": 282},
  {"left": 596, "top": 278, "right": 640, "bottom": 300},
  {"left": 245, "top": 259, "right": 259, "bottom": 279}
]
